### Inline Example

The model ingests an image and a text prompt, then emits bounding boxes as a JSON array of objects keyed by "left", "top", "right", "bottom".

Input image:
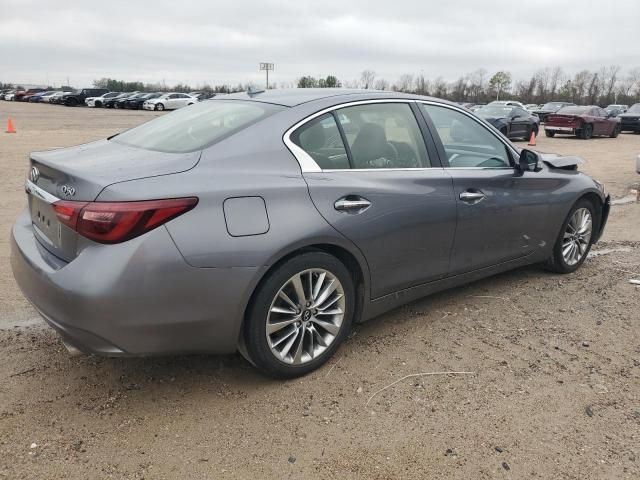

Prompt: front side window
[
  {"left": 335, "top": 103, "right": 430, "bottom": 169},
  {"left": 112, "top": 100, "right": 283, "bottom": 153},
  {"left": 420, "top": 104, "right": 512, "bottom": 168}
]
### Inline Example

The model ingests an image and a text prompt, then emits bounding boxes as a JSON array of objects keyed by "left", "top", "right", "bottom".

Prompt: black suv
[{"left": 60, "top": 88, "right": 109, "bottom": 107}]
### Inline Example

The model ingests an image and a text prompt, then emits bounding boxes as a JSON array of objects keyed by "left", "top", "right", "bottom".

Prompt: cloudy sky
[{"left": 2, "top": 0, "right": 639, "bottom": 88}]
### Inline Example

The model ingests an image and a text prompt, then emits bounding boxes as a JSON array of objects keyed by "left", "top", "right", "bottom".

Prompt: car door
[
  {"left": 590, "top": 108, "right": 606, "bottom": 135},
  {"left": 509, "top": 107, "right": 530, "bottom": 137},
  {"left": 289, "top": 101, "right": 457, "bottom": 299},
  {"left": 418, "top": 102, "right": 556, "bottom": 275}
]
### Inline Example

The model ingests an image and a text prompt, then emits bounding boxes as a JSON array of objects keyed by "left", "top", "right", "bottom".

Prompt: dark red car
[
  {"left": 15, "top": 88, "right": 45, "bottom": 102},
  {"left": 545, "top": 106, "right": 621, "bottom": 139}
]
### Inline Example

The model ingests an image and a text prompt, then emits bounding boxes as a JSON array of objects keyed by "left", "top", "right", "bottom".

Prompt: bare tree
[
  {"left": 373, "top": 78, "right": 389, "bottom": 90},
  {"left": 572, "top": 70, "right": 592, "bottom": 104},
  {"left": 548, "top": 67, "right": 565, "bottom": 99},
  {"left": 360, "top": 70, "right": 376, "bottom": 89},
  {"left": 468, "top": 69, "right": 487, "bottom": 103},
  {"left": 432, "top": 76, "right": 448, "bottom": 98},
  {"left": 414, "top": 72, "right": 429, "bottom": 95},
  {"left": 394, "top": 74, "right": 414, "bottom": 93}
]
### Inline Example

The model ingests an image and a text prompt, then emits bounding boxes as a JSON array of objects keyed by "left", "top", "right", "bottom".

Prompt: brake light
[{"left": 53, "top": 197, "right": 198, "bottom": 244}]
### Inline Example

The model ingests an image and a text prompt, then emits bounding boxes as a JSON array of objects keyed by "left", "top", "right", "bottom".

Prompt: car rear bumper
[
  {"left": 11, "top": 208, "right": 262, "bottom": 356},
  {"left": 545, "top": 126, "right": 576, "bottom": 133}
]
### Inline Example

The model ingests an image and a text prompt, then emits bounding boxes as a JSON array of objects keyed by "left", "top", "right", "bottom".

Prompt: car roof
[{"left": 221, "top": 88, "right": 429, "bottom": 107}]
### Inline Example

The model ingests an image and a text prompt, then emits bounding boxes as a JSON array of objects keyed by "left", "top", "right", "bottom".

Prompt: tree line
[
  {"left": 293, "top": 66, "right": 640, "bottom": 106},
  {"left": 3, "top": 66, "right": 640, "bottom": 106}
]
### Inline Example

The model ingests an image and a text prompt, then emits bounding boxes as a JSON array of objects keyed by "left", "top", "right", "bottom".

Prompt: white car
[
  {"left": 488, "top": 100, "right": 526, "bottom": 109},
  {"left": 39, "top": 91, "right": 63, "bottom": 103},
  {"left": 142, "top": 93, "right": 196, "bottom": 111},
  {"left": 4, "top": 91, "right": 17, "bottom": 101},
  {"left": 85, "top": 92, "right": 121, "bottom": 108}
]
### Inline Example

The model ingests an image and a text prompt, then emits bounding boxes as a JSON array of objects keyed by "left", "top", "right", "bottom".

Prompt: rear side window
[
  {"left": 112, "top": 100, "right": 283, "bottom": 153},
  {"left": 291, "top": 114, "right": 350, "bottom": 170},
  {"left": 335, "top": 103, "right": 430, "bottom": 169}
]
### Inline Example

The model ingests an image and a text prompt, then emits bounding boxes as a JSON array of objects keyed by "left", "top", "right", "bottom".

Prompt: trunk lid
[
  {"left": 27, "top": 139, "right": 200, "bottom": 261},
  {"left": 546, "top": 114, "right": 580, "bottom": 127}
]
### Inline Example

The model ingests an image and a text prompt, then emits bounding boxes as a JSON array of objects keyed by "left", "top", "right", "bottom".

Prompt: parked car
[
  {"left": 533, "top": 102, "right": 575, "bottom": 123},
  {"left": 618, "top": 103, "right": 640, "bottom": 133},
  {"left": 187, "top": 91, "right": 210, "bottom": 101},
  {"left": 11, "top": 89, "right": 610, "bottom": 378},
  {"left": 474, "top": 104, "right": 540, "bottom": 140},
  {"left": 487, "top": 100, "right": 525, "bottom": 109},
  {"left": 124, "top": 92, "right": 162, "bottom": 110},
  {"left": 0, "top": 89, "right": 16, "bottom": 99},
  {"left": 605, "top": 104, "right": 628, "bottom": 114},
  {"left": 39, "top": 91, "right": 63, "bottom": 103},
  {"left": 469, "top": 103, "right": 486, "bottom": 112},
  {"left": 49, "top": 91, "right": 69, "bottom": 104},
  {"left": 143, "top": 92, "right": 196, "bottom": 111},
  {"left": 114, "top": 92, "right": 146, "bottom": 109},
  {"left": 85, "top": 92, "right": 121, "bottom": 108},
  {"left": 27, "top": 91, "right": 50, "bottom": 103},
  {"left": 16, "top": 88, "right": 45, "bottom": 101},
  {"left": 545, "top": 106, "right": 621, "bottom": 139},
  {"left": 4, "top": 90, "right": 21, "bottom": 101},
  {"left": 524, "top": 104, "right": 541, "bottom": 112},
  {"left": 60, "top": 88, "right": 109, "bottom": 106},
  {"left": 104, "top": 92, "right": 138, "bottom": 108}
]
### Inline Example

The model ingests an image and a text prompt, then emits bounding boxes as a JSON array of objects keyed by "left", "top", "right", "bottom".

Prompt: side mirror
[{"left": 517, "top": 149, "right": 540, "bottom": 173}]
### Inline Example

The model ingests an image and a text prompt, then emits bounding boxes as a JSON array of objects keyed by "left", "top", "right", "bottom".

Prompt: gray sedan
[{"left": 11, "top": 89, "right": 610, "bottom": 378}]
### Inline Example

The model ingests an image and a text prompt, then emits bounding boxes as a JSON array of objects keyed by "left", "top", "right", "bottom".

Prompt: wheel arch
[{"left": 237, "top": 241, "right": 370, "bottom": 348}]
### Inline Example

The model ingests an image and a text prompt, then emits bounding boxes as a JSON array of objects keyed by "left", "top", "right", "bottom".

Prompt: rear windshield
[
  {"left": 557, "top": 106, "right": 589, "bottom": 115},
  {"left": 111, "top": 100, "right": 283, "bottom": 153},
  {"left": 628, "top": 104, "right": 640, "bottom": 113}
]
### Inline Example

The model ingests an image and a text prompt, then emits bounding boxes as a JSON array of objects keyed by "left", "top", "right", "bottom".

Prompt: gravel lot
[{"left": 0, "top": 101, "right": 639, "bottom": 479}]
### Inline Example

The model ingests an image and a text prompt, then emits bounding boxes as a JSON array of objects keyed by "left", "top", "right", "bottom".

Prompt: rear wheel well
[{"left": 240, "top": 244, "right": 366, "bottom": 343}]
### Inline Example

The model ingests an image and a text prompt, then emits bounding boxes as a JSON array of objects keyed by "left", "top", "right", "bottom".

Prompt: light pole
[{"left": 260, "top": 63, "right": 274, "bottom": 89}]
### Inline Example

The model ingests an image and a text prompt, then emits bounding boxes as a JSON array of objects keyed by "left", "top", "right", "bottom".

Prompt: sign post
[{"left": 259, "top": 63, "right": 274, "bottom": 89}]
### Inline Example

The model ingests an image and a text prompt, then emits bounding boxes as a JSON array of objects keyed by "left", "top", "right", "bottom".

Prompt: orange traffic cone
[
  {"left": 528, "top": 128, "right": 536, "bottom": 146},
  {"left": 6, "top": 117, "right": 16, "bottom": 133}
]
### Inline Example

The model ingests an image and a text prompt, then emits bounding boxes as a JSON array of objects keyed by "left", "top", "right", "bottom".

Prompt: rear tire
[
  {"left": 579, "top": 123, "right": 593, "bottom": 139},
  {"left": 545, "top": 198, "right": 597, "bottom": 274},
  {"left": 243, "top": 252, "right": 355, "bottom": 379},
  {"left": 545, "top": 130, "right": 555, "bottom": 137}
]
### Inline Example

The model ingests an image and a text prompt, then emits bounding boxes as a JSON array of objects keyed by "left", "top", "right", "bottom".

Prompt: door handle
[
  {"left": 459, "top": 190, "right": 485, "bottom": 203},
  {"left": 334, "top": 196, "right": 372, "bottom": 213}
]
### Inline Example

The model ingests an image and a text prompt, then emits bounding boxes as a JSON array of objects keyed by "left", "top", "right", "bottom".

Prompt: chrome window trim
[
  {"left": 26, "top": 180, "right": 60, "bottom": 204},
  {"left": 283, "top": 98, "right": 431, "bottom": 173},
  {"left": 283, "top": 98, "right": 520, "bottom": 173},
  {"left": 415, "top": 100, "right": 521, "bottom": 163}
]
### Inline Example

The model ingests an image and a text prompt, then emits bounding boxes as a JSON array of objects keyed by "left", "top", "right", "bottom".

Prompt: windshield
[
  {"left": 557, "top": 106, "right": 589, "bottom": 115},
  {"left": 112, "top": 100, "right": 284, "bottom": 153},
  {"left": 628, "top": 104, "right": 640, "bottom": 113},
  {"left": 476, "top": 106, "right": 512, "bottom": 117}
]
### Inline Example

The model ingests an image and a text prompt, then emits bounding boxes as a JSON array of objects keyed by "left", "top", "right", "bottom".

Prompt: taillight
[{"left": 53, "top": 197, "right": 198, "bottom": 244}]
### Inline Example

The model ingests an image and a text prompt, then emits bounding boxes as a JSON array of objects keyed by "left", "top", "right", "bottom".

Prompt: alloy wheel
[
  {"left": 266, "top": 269, "right": 345, "bottom": 365},
  {"left": 562, "top": 208, "right": 592, "bottom": 266}
]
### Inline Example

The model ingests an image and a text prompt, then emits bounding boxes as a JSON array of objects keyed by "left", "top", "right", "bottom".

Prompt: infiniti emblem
[
  {"left": 61, "top": 185, "right": 76, "bottom": 197},
  {"left": 29, "top": 166, "right": 40, "bottom": 183}
]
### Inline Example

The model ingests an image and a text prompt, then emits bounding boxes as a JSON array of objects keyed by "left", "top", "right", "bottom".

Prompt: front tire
[
  {"left": 545, "top": 199, "right": 596, "bottom": 274},
  {"left": 243, "top": 252, "right": 355, "bottom": 379},
  {"left": 155, "top": 103, "right": 165, "bottom": 111},
  {"left": 545, "top": 130, "right": 555, "bottom": 137},
  {"left": 609, "top": 124, "right": 621, "bottom": 138}
]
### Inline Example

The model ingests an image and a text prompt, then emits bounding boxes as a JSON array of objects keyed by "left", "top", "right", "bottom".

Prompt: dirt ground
[{"left": 0, "top": 101, "right": 638, "bottom": 479}]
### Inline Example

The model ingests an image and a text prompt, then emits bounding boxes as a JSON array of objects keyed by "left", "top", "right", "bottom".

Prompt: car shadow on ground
[{"left": 7, "top": 262, "right": 550, "bottom": 402}]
